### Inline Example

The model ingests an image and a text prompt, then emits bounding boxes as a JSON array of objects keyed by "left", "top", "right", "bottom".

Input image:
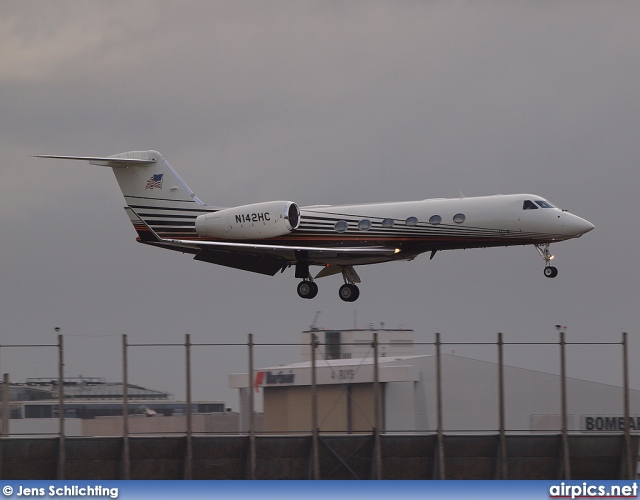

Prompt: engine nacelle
[{"left": 195, "top": 201, "right": 300, "bottom": 240}]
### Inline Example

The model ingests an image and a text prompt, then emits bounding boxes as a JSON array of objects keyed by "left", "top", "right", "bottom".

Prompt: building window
[
  {"left": 334, "top": 220, "right": 348, "bottom": 233},
  {"left": 358, "top": 219, "right": 371, "bottom": 231},
  {"left": 381, "top": 218, "right": 394, "bottom": 229},
  {"left": 429, "top": 215, "right": 442, "bottom": 225},
  {"left": 405, "top": 216, "right": 418, "bottom": 227}
]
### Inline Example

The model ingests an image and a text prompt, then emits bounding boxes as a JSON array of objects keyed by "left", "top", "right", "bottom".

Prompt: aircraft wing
[
  {"left": 181, "top": 238, "right": 399, "bottom": 275},
  {"left": 149, "top": 235, "right": 399, "bottom": 276},
  {"left": 162, "top": 236, "right": 398, "bottom": 256}
]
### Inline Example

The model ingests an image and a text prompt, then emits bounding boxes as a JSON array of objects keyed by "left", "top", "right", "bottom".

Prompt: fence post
[
  {"left": 622, "top": 332, "right": 632, "bottom": 479},
  {"left": 435, "top": 332, "right": 445, "bottom": 479},
  {"left": 0, "top": 372, "right": 8, "bottom": 479},
  {"left": 57, "top": 332, "right": 65, "bottom": 480},
  {"left": 184, "top": 333, "right": 193, "bottom": 479},
  {"left": 0, "top": 344, "right": 6, "bottom": 437},
  {"left": 372, "top": 331, "right": 382, "bottom": 479},
  {"left": 121, "top": 334, "right": 130, "bottom": 479},
  {"left": 247, "top": 334, "right": 256, "bottom": 479},
  {"left": 559, "top": 330, "right": 571, "bottom": 479},
  {"left": 1, "top": 373, "right": 9, "bottom": 436},
  {"left": 497, "top": 332, "right": 507, "bottom": 479},
  {"left": 310, "top": 333, "right": 320, "bottom": 479}
]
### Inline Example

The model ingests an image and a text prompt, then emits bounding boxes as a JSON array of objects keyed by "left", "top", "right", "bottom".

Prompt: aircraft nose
[{"left": 567, "top": 214, "right": 594, "bottom": 236}]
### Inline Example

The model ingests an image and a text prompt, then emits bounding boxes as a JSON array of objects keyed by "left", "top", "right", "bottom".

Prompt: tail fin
[{"left": 36, "top": 150, "right": 214, "bottom": 240}]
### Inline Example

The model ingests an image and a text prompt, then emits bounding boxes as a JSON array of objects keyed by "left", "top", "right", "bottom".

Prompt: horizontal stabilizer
[
  {"left": 34, "top": 155, "right": 156, "bottom": 167},
  {"left": 38, "top": 151, "right": 205, "bottom": 216}
]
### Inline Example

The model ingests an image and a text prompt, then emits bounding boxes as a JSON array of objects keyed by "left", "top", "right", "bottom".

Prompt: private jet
[{"left": 37, "top": 151, "right": 594, "bottom": 301}]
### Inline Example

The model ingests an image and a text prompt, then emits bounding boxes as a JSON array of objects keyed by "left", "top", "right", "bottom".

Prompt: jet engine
[{"left": 195, "top": 201, "right": 300, "bottom": 240}]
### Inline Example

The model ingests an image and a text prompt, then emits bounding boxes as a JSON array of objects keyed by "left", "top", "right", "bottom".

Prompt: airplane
[{"left": 36, "top": 150, "right": 594, "bottom": 302}]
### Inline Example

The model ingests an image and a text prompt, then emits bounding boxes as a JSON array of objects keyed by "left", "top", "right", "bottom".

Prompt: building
[
  {"left": 230, "top": 327, "right": 640, "bottom": 434},
  {"left": 299, "top": 326, "right": 415, "bottom": 361},
  {"left": 0, "top": 376, "right": 231, "bottom": 436}
]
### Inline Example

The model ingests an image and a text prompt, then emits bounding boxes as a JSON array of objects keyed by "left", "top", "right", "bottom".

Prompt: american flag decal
[{"left": 145, "top": 173, "right": 163, "bottom": 190}]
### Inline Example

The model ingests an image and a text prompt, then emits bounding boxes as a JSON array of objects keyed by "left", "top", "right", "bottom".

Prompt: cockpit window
[
  {"left": 535, "top": 200, "right": 556, "bottom": 209},
  {"left": 523, "top": 200, "right": 538, "bottom": 210}
]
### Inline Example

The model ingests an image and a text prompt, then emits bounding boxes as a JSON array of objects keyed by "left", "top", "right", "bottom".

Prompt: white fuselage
[{"left": 283, "top": 194, "right": 593, "bottom": 265}]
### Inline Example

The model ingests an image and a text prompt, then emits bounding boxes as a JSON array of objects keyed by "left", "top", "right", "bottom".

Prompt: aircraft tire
[
  {"left": 544, "top": 266, "right": 558, "bottom": 278},
  {"left": 297, "top": 281, "right": 318, "bottom": 299},
  {"left": 339, "top": 284, "right": 360, "bottom": 302}
]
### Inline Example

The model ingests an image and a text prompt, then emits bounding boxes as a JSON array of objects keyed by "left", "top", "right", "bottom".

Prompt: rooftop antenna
[{"left": 310, "top": 311, "right": 321, "bottom": 331}]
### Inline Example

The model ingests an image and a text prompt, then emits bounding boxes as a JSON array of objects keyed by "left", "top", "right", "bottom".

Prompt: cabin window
[
  {"left": 453, "top": 213, "right": 466, "bottom": 224},
  {"left": 429, "top": 215, "right": 442, "bottom": 225},
  {"left": 405, "top": 216, "right": 418, "bottom": 227},
  {"left": 381, "top": 218, "right": 394, "bottom": 229},
  {"left": 334, "top": 220, "right": 348, "bottom": 233},
  {"left": 535, "top": 200, "right": 555, "bottom": 209},
  {"left": 358, "top": 219, "right": 371, "bottom": 231},
  {"left": 523, "top": 200, "right": 538, "bottom": 210}
]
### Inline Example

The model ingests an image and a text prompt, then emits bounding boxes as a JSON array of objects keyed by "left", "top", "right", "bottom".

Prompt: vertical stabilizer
[
  {"left": 108, "top": 150, "right": 203, "bottom": 206},
  {"left": 37, "top": 150, "right": 216, "bottom": 239},
  {"left": 107, "top": 150, "right": 212, "bottom": 239}
]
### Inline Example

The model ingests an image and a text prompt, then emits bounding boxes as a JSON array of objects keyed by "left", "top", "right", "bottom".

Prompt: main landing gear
[
  {"left": 339, "top": 283, "right": 360, "bottom": 302},
  {"left": 296, "top": 265, "right": 361, "bottom": 302},
  {"left": 535, "top": 243, "right": 558, "bottom": 278},
  {"left": 297, "top": 280, "right": 318, "bottom": 299}
]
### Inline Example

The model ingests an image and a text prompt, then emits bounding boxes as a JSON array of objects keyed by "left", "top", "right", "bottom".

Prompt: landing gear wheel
[
  {"left": 297, "top": 281, "right": 318, "bottom": 299},
  {"left": 544, "top": 266, "right": 558, "bottom": 278},
  {"left": 339, "top": 283, "right": 360, "bottom": 302}
]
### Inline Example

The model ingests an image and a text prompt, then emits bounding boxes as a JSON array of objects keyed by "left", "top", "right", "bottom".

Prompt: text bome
[
  {"left": 235, "top": 212, "right": 270, "bottom": 224},
  {"left": 584, "top": 415, "right": 640, "bottom": 431}
]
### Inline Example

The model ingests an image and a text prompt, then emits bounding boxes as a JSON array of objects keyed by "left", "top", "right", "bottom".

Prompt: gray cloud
[{"left": 1, "top": 1, "right": 639, "bottom": 405}]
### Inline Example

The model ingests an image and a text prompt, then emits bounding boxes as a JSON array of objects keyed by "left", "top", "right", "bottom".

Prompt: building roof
[{"left": 9, "top": 377, "right": 172, "bottom": 401}]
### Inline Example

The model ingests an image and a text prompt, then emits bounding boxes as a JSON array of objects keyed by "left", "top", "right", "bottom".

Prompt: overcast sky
[{"left": 1, "top": 1, "right": 639, "bottom": 409}]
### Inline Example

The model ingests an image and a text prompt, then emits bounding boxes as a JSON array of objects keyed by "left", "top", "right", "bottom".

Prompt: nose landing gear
[{"left": 535, "top": 243, "right": 558, "bottom": 278}]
